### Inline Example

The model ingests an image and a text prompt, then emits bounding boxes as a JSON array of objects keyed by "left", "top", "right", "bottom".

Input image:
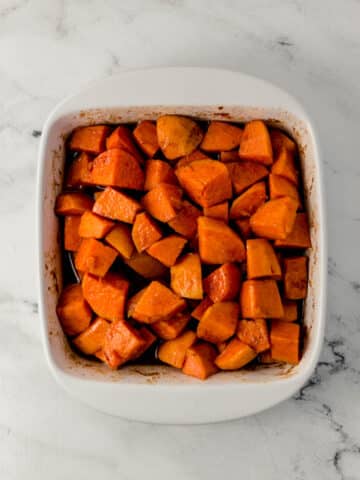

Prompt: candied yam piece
[
  {"left": 234, "top": 218, "right": 252, "bottom": 240},
  {"left": 279, "top": 301, "right": 298, "bottom": 322},
  {"left": 69, "top": 125, "right": 110, "bottom": 154},
  {"left": 105, "top": 223, "right": 135, "bottom": 259},
  {"left": 130, "top": 281, "right": 186, "bottom": 324},
  {"left": 269, "top": 174, "right": 301, "bottom": 208},
  {"left": 65, "top": 152, "right": 93, "bottom": 187},
  {"left": 250, "top": 196, "right": 298, "bottom": 240},
  {"left": 105, "top": 125, "right": 144, "bottom": 164},
  {"left": 237, "top": 319, "right": 270, "bottom": 353},
  {"left": 151, "top": 313, "right": 190, "bottom": 340},
  {"left": 56, "top": 284, "right": 92, "bottom": 336},
  {"left": 226, "top": 161, "right": 268, "bottom": 195},
  {"left": 124, "top": 252, "right": 167, "bottom": 279},
  {"left": 203, "top": 202, "right": 229, "bottom": 222},
  {"left": 73, "top": 317, "right": 110, "bottom": 355},
  {"left": 93, "top": 187, "right": 142, "bottom": 224},
  {"left": 55, "top": 192, "right": 94, "bottom": 215},
  {"left": 147, "top": 235, "right": 187, "bottom": 267},
  {"left": 191, "top": 297, "right": 213, "bottom": 321},
  {"left": 217, "top": 342, "right": 227, "bottom": 353},
  {"left": 239, "top": 120, "right": 273, "bottom": 165},
  {"left": 200, "top": 121, "right": 243, "bottom": 152},
  {"left": 171, "top": 253, "right": 203, "bottom": 300},
  {"left": 127, "top": 288, "right": 146, "bottom": 318},
  {"left": 94, "top": 349, "right": 107, "bottom": 362},
  {"left": 157, "top": 115, "right": 203, "bottom": 160},
  {"left": 215, "top": 338, "right": 256, "bottom": 370},
  {"left": 144, "top": 159, "right": 177, "bottom": 190},
  {"left": 275, "top": 213, "right": 311, "bottom": 249},
  {"left": 240, "top": 279, "right": 284, "bottom": 318},
  {"left": 197, "top": 302, "right": 239, "bottom": 344},
  {"left": 64, "top": 216, "right": 82, "bottom": 251},
  {"left": 142, "top": 183, "right": 183, "bottom": 222},
  {"left": 220, "top": 150, "right": 239, "bottom": 162},
  {"left": 75, "top": 238, "right": 117, "bottom": 277},
  {"left": 270, "top": 129, "right": 297, "bottom": 157},
  {"left": 133, "top": 121, "right": 159, "bottom": 157},
  {"left": 284, "top": 256, "right": 308, "bottom": 300},
  {"left": 158, "top": 330, "right": 197, "bottom": 368},
  {"left": 78, "top": 211, "right": 114, "bottom": 239},
  {"left": 198, "top": 216, "right": 245, "bottom": 264},
  {"left": 168, "top": 201, "right": 201, "bottom": 239},
  {"left": 246, "top": 239, "right": 281, "bottom": 279},
  {"left": 131, "top": 212, "right": 162, "bottom": 253},
  {"left": 176, "top": 149, "right": 210, "bottom": 169},
  {"left": 176, "top": 159, "right": 232, "bottom": 208},
  {"left": 182, "top": 343, "right": 219, "bottom": 380},
  {"left": 230, "top": 182, "right": 266, "bottom": 219},
  {"left": 270, "top": 320, "right": 300, "bottom": 364},
  {"left": 271, "top": 147, "right": 298, "bottom": 185},
  {"left": 82, "top": 272, "right": 129, "bottom": 321},
  {"left": 203, "top": 263, "right": 241, "bottom": 303}
]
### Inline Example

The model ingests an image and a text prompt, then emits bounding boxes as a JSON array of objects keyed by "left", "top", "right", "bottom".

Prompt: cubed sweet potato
[
  {"left": 151, "top": 313, "right": 190, "bottom": 340},
  {"left": 250, "top": 196, "right": 298, "bottom": 240},
  {"left": 239, "top": 120, "right": 273, "bottom": 165},
  {"left": 124, "top": 252, "right": 167, "bottom": 279},
  {"left": 129, "top": 280, "right": 186, "bottom": 323},
  {"left": 200, "top": 121, "right": 243, "bottom": 152},
  {"left": 55, "top": 192, "right": 94, "bottom": 215},
  {"left": 171, "top": 253, "right": 203, "bottom": 300},
  {"left": 78, "top": 211, "right": 114, "bottom": 239},
  {"left": 73, "top": 317, "right": 110, "bottom": 355},
  {"left": 230, "top": 181, "right": 266, "bottom": 219},
  {"left": 234, "top": 218, "right": 252, "bottom": 239},
  {"left": 157, "top": 115, "right": 203, "bottom": 160},
  {"left": 142, "top": 183, "right": 183, "bottom": 222},
  {"left": 176, "top": 159, "right": 232, "bottom": 208},
  {"left": 283, "top": 256, "right": 308, "bottom": 299},
  {"left": 279, "top": 301, "right": 298, "bottom": 322},
  {"left": 133, "top": 121, "right": 159, "bottom": 157},
  {"left": 182, "top": 343, "right": 219, "bottom": 380},
  {"left": 147, "top": 235, "right": 187, "bottom": 267},
  {"left": 82, "top": 272, "right": 129, "bottom": 321},
  {"left": 215, "top": 338, "right": 256, "bottom": 370},
  {"left": 75, "top": 238, "right": 117, "bottom": 277},
  {"left": 220, "top": 150, "right": 240, "bottom": 162},
  {"left": 168, "top": 200, "right": 201, "bottom": 238},
  {"left": 64, "top": 216, "right": 82, "bottom": 251},
  {"left": 56, "top": 284, "right": 92, "bottom": 336},
  {"left": 197, "top": 302, "right": 239, "bottom": 343},
  {"left": 269, "top": 174, "right": 300, "bottom": 208},
  {"left": 105, "top": 223, "right": 135, "bottom": 259},
  {"left": 270, "top": 129, "right": 297, "bottom": 157},
  {"left": 158, "top": 330, "right": 197, "bottom": 368},
  {"left": 226, "top": 160, "right": 268, "bottom": 195},
  {"left": 237, "top": 318, "right": 270, "bottom": 353},
  {"left": 91, "top": 148, "right": 144, "bottom": 190},
  {"left": 275, "top": 213, "right": 311, "bottom": 249},
  {"left": 197, "top": 216, "right": 245, "bottom": 264},
  {"left": 144, "top": 159, "right": 177, "bottom": 190},
  {"left": 131, "top": 212, "right": 162, "bottom": 252},
  {"left": 105, "top": 125, "right": 144, "bottom": 164},
  {"left": 203, "top": 202, "right": 229, "bottom": 222},
  {"left": 69, "top": 125, "right": 110, "bottom": 155},
  {"left": 65, "top": 152, "right": 93, "bottom": 187},
  {"left": 240, "top": 279, "right": 284, "bottom": 318},
  {"left": 246, "top": 238, "right": 281, "bottom": 279},
  {"left": 270, "top": 320, "right": 300, "bottom": 364},
  {"left": 176, "top": 149, "right": 209, "bottom": 169},
  {"left": 191, "top": 297, "right": 213, "bottom": 321},
  {"left": 93, "top": 187, "right": 142, "bottom": 223},
  {"left": 271, "top": 147, "right": 298, "bottom": 185},
  {"left": 203, "top": 263, "right": 241, "bottom": 303}
]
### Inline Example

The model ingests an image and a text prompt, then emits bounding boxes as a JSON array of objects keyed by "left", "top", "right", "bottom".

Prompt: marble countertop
[{"left": 1, "top": 0, "right": 359, "bottom": 478}]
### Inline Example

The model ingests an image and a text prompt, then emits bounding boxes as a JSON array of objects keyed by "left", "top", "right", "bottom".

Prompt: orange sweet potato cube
[
  {"left": 280, "top": 301, "right": 298, "bottom": 322},
  {"left": 168, "top": 201, "right": 201, "bottom": 238},
  {"left": 56, "top": 284, "right": 92, "bottom": 336},
  {"left": 270, "top": 129, "right": 297, "bottom": 156},
  {"left": 220, "top": 150, "right": 240, "bottom": 162},
  {"left": 105, "top": 125, "right": 144, "bottom": 164},
  {"left": 64, "top": 216, "right": 82, "bottom": 251},
  {"left": 230, "top": 181, "right": 266, "bottom": 219},
  {"left": 157, "top": 115, "right": 203, "bottom": 160},
  {"left": 147, "top": 235, "right": 187, "bottom": 267},
  {"left": 270, "top": 320, "right": 300, "bottom": 364},
  {"left": 82, "top": 272, "right": 129, "bottom": 321},
  {"left": 203, "top": 202, "right": 229, "bottom": 222},
  {"left": 226, "top": 161, "right": 268, "bottom": 195},
  {"left": 176, "top": 159, "right": 232, "bottom": 208},
  {"left": 234, "top": 217, "right": 252, "bottom": 240},
  {"left": 69, "top": 125, "right": 110, "bottom": 154},
  {"left": 133, "top": 121, "right": 159, "bottom": 157},
  {"left": 198, "top": 216, "right": 245, "bottom": 264},
  {"left": 203, "top": 263, "right": 241, "bottom": 303},
  {"left": 250, "top": 196, "right": 298, "bottom": 240},
  {"left": 246, "top": 239, "right": 281, "bottom": 279},
  {"left": 197, "top": 302, "right": 239, "bottom": 343},
  {"left": 144, "top": 159, "right": 177, "bottom": 190},
  {"left": 176, "top": 149, "right": 210, "bottom": 169},
  {"left": 269, "top": 174, "right": 301, "bottom": 208},
  {"left": 284, "top": 256, "right": 308, "bottom": 299},
  {"left": 93, "top": 187, "right": 142, "bottom": 223},
  {"left": 239, "top": 120, "right": 273, "bottom": 165},
  {"left": 200, "top": 121, "right": 243, "bottom": 152},
  {"left": 124, "top": 252, "right": 167, "bottom": 279},
  {"left": 240, "top": 279, "right": 284, "bottom": 318},
  {"left": 105, "top": 223, "right": 135, "bottom": 259},
  {"left": 103, "top": 321, "right": 147, "bottom": 369},
  {"left": 158, "top": 330, "right": 197, "bottom": 368},
  {"left": 65, "top": 152, "right": 93, "bottom": 187},
  {"left": 78, "top": 211, "right": 114, "bottom": 239},
  {"left": 170, "top": 253, "right": 203, "bottom": 300},
  {"left": 75, "top": 238, "right": 117, "bottom": 277},
  {"left": 271, "top": 147, "right": 298, "bottom": 185},
  {"left": 237, "top": 318, "right": 270, "bottom": 353},
  {"left": 275, "top": 213, "right": 311, "bottom": 249},
  {"left": 151, "top": 313, "right": 190, "bottom": 340},
  {"left": 131, "top": 212, "right": 162, "bottom": 252},
  {"left": 55, "top": 192, "right": 94, "bottom": 215},
  {"left": 142, "top": 183, "right": 183, "bottom": 222},
  {"left": 191, "top": 297, "right": 213, "bottom": 321},
  {"left": 73, "top": 317, "right": 110, "bottom": 355},
  {"left": 215, "top": 338, "right": 257, "bottom": 370},
  {"left": 182, "top": 343, "right": 219, "bottom": 380}
]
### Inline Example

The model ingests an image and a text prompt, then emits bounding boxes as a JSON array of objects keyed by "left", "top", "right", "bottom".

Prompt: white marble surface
[{"left": 1, "top": 0, "right": 359, "bottom": 478}]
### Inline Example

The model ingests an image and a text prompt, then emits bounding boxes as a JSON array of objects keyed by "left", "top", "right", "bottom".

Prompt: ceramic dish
[{"left": 37, "top": 67, "right": 326, "bottom": 424}]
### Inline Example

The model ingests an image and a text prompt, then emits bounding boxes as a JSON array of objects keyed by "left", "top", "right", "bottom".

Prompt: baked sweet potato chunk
[
  {"left": 73, "top": 317, "right": 110, "bottom": 355},
  {"left": 271, "top": 147, "right": 298, "bottom": 186},
  {"left": 279, "top": 301, "right": 298, "bottom": 322},
  {"left": 270, "top": 129, "right": 297, "bottom": 156},
  {"left": 78, "top": 211, "right": 114, "bottom": 239},
  {"left": 133, "top": 121, "right": 159, "bottom": 157},
  {"left": 65, "top": 152, "right": 93, "bottom": 187},
  {"left": 220, "top": 150, "right": 239, "bottom": 163},
  {"left": 105, "top": 125, "right": 143, "bottom": 164},
  {"left": 201, "top": 121, "right": 243, "bottom": 152},
  {"left": 147, "top": 235, "right": 187, "bottom": 267},
  {"left": 283, "top": 256, "right": 308, "bottom": 299},
  {"left": 144, "top": 159, "right": 177, "bottom": 190},
  {"left": 75, "top": 238, "right": 117, "bottom": 277},
  {"left": 197, "top": 302, "right": 239, "bottom": 344},
  {"left": 158, "top": 330, "right": 197, "bottom": 368},
  {"left": 142, "top": 183, "right": 183, "bottom": 222},
  {"left": 157, "top": 115, "right": 203, "bottom": 160},
  {"left": 171, "top": 253, "right": 203, "bottom": 300},
  {"left": 93, "top": 187, "right": 142, "bottom": 224},
  {"left": 105, "top": 223, "right": 135, "bottom": 259},
  {"left": 203, "top": 202, "right": 229, "bottom": 222},
  {"left": 269, "top": 174, "right": 300, "bottom": 208},
  {"left": 64, "top": 216, "right": 82, "bottom": 251},
  {"left": 131, "top": 212, "right": 162, "bottom": 253},
  {"left": 275, "top": 213, "right": 311, "bottom": 249},
  {"left": 203, "top": 263, "right": 241, "bottom": 303},
  {"left": 191, "top": 297, "right": 213, "bottom": 321},
  {"left": 250, "top": 196, "right": 298, "bottom": 240},
  {"left": 55, "top": 192, "right": 94, "bottom": 215},
  {"left": 226, "top": 161, "right": 268, "bottom": 195},
  {"left": 234, "top": 218, "right": 252, "bottom": 239},
  {"left": 151, "top": 313, "right": 190, "bottom": 340},
  {"left": 124, "top": 252, "right": 167, "bottom": 279},
  {"left": 239, "top": 120, "right": 273, "bottom": 165},
  {"left": 168, "top": 201, "right": 201, "bottom": 239},
  {"left": 230, "top": 182, "right": 266, "bottom": 219},
  {"left": 56, "top": 284, "right": 92, "bottom": 336},
  {"left": 270, "top": 320, "right": 300, "bottom": 364},
  {"left": 246, "top": 239, "right": 281, "bottom": 279},
  {"left": 240, "top": 279, "right": 284, "bottom": 318},
  {"left": 69, "top": 125, "right": 110, "bottom": 155},
  {"left": 176, "top": 149, "right": 210, "bottom": 169},
  {"left": 215, "top": 339, "right": 256, "bottom": 370},
  {"left": 182, "top": 343, "right": 219, "bottom": 380},
  {"left": 237, "top": 319, "right": 270, "bottom": 353}
]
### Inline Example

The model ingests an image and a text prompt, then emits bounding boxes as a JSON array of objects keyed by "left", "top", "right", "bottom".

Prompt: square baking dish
[{"left": 37, "top": 67, "right": 326, "bottom": 424}]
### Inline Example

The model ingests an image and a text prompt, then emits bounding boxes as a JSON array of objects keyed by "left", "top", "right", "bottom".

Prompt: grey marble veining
[{"left": 0, "top": 0, "right": 359, "bottom": 478}]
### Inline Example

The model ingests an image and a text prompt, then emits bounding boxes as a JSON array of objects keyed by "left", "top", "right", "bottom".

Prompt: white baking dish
[{"left": 37, "top": 67, "right": 326, "bottom": 424}]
